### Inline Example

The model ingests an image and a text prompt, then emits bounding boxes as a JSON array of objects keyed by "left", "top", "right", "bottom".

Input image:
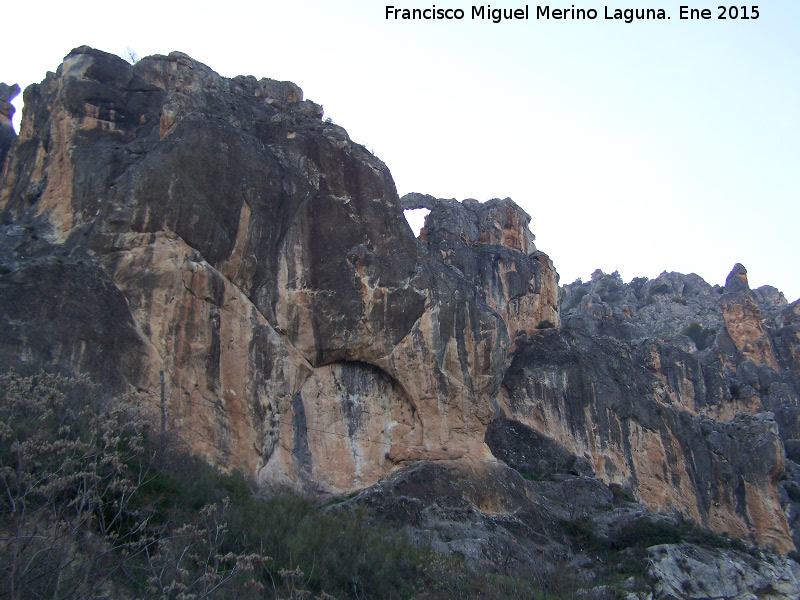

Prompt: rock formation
[
  {"left": 718, "top": 263, "right": 780, "bottom": 370},
  {"left": 561, "top": 266, "right": 800, "bottom": 555},
  {"left": 403, "top": 193, "right": 559, "bottom": 347},
  {"left": 2, "top": 46, "right": 800, "bottom": 597},
  {"left": 646, "top": 544, "right": 800, "bottom": 600},
  {"left": 0, "top": 82, "right": 19, "bottom": 171},
  {"left": 0, "top": 46, "right": 551, "bottom": 492}
]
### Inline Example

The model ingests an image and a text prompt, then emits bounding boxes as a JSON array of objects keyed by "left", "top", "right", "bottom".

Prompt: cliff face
[
  {"left": 559, "top": 266, "right": 800, "bottom": 554},
  {"left": 0, "top": 47, "right": 554, "bottom": 493},
  {"left": 402, "top": 193, "right": 560, "bottom": 348},
  {"left": 0, "top": 83, "right": 18, "bottom": 169},
  {"left": 493, "top": 331, "right": 791, "bottom": 552},
  {"left": 2, "top": 46, "right": 799, "bottom": 565}
]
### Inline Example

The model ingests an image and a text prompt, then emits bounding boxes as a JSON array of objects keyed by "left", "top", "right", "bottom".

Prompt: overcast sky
[{"left": 4, "top": 1, "right": 799, "bottom": 301}]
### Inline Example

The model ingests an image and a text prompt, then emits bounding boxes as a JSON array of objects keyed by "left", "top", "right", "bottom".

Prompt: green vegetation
[
  {"left": 609, "top": 517, "right": 732, "bottom": 551},
  {"left": 537, "top": 320, "right": 555, "bottom": 330},
  {"left": 596, "top": 276, "right": 623, "bottom": 303},
  {"left": 649, "top": 283, "right": 671, "bottom": 296},
  {"left": 681, "top": 322, "right": 717, "bottom": 351},
  {"left": 565, "top": 287, "right": 589, "bottom": 311},
  {"left": 630, "top": 277, "right": 649, "bottom": 298}
]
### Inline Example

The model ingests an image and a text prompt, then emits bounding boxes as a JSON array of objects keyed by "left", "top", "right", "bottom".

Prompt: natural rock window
[{"left": 403, "top": 208, "right": 430, "bottom": 237}]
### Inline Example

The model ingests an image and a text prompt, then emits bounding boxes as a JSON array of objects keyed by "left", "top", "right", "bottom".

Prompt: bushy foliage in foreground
[
  {"left": 3, "top": 372, "right": 771, "bottom": 599},
  {"left": 0, "top": 373, "right": 551, "bottom": 600},
  {"left": 0, "top": 373, "right": 269, "bottom": 600}
]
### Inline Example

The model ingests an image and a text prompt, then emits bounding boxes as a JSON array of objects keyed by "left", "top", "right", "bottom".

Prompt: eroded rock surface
[
  {"left": 2, "top": 46, "right": 799, "bottom": 592},
  {"left": 646, "top": 543, "right": 800, "bottom": 600},
  {"left": 560, "top": 266, "right": 800, "bottom": 552},
  {"left": 406, "top": 193, "right": 559, "bottom": 346},
  {"left": 0, "top": 82, "right": 19, "bottom": 170},
  {"left": 0, "top": 46, "right": 555, "bottom": 494},
  {"left": 491, "top": 328, "right": 793, "bottom": 553}
]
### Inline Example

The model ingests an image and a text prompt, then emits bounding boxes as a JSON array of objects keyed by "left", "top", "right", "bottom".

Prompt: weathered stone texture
[
  {"left": 408, "top": 194, "right": 560, "bottom": 345},
  {"left": 0, "top": 46, "right": 553, "bottom": 493},
  {"left": 493, "top": 329, "right": 793, "bottom": 553},
  {"left": 718, "top": 264, "right": 779, "bottom": 370},
  {"left": 2, "top": 46, "right": 799, "bottom": 565},
  {"left": 647, "top": 543, "right": 800, "bottom": 600},
  {"left": 0, "top": 82, "right": 20, "bottom": 174}
]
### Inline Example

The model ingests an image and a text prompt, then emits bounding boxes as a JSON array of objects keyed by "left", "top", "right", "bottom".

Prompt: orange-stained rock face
[
  {"left": 474, "top": 200, "right": 536, "bottom": 254},
  {"left": 720, "top": 295, "right": 779, "bottom": 369},
  {"left": 0, "top": 47, "right": 518, "bottom": 493},
  {"left": 101, "top": 230, "right": 312, "bottom": 473},
  {"left": 718, "top": 263, "right": 779, "bottom": 369},
  {"left": 492, "top": 329, "right": 795, "bottom": 553},
  {"left": 261, "top": 361, "right": 422, "bottom": 493},
  {"left": 1, "top": 47, "right": 797, "bottom": 559}
]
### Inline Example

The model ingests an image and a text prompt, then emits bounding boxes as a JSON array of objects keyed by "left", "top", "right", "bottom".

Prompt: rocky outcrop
[
  {"left": 559, "top": 266, "right": 800, "bottom": 552},
  {"left": 492, "top": 328, "right": 793, "bottom": 553},
  {"left": 718, "top": 264, "right": 780, "bottom": 370},
  {"left": 337, "top": 459, "right": 800, "bottom": 599},
  {"left": 0, "top": 46, "right": 560, "bottom": 495},
  {"left": 405, "top": 194, "right": 559, "bottom": 346},
  {"left": 334, "top": 458, "right": 573, "bottom": 574},
  {"left": 0, "top": 82, "right": 19, "bottom": 171},
  {"left": 646, "top": 544, "right": 800, "bottom": 600},
  {"left": 2, "top": 46, "right": 799, "bottom": 586},
  {"left": 560, "top": 267, "right": 800, "bottom": 432}
]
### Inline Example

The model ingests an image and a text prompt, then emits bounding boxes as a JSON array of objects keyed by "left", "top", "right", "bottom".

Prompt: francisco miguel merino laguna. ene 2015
[{"left": 386, "top": 5, "right": 680, "bottom": 23}]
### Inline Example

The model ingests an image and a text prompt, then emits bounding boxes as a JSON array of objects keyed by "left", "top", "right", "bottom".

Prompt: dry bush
[{"left": 0, "top": 372, "right": 270, "bottom": 600}]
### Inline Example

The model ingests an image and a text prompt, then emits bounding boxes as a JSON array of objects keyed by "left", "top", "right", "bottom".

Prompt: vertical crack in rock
[{"left": 291, "top": 391, "right": 312, "bottom": 474}]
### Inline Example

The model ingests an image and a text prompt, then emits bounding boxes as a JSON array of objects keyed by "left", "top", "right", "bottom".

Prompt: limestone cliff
[
  {"left": 401, "top": 193, "right": 560, "bottom": 347},
  {"left": 560, "top": 266, "right": 800, "bottom": 554},
  {"left": 0, "top": 47, "right": 544, "bottom": 493},
  {"left": 2, "top": 46, "right": 799, "bottom": 575},
  {"left": 0, "top": 83, "right": 19, "bottom": 172}
]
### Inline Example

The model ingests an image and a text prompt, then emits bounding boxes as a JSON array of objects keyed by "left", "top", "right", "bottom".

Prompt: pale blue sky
[{"left": 4, "top": 1, "right": 799, "bottom": 300}]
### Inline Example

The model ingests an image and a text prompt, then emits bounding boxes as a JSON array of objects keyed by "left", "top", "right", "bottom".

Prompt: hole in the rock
[{"left": 403, "top": 208, "right": 430, "bottom": 238}]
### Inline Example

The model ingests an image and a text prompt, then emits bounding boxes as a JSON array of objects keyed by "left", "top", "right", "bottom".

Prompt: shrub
[
  {"left": 630, "top": 277, "right": 649, "bottom": 297},
  {"left": 565, "top": 288, "right": 589, "bottom": 311},
  {"left": 681, "top": 322, "right": 717, "bottom": 351},
  {"left": 0, "top": 373, "right": 154, "bottom": 598},
  {"left": 611, "top": 519, "right": 684, "bottom": 550},
  {"left": 0, "top": 373, "right": 269, "bottom": 600},
  {"left": 561, "top": 517, "right": 596, "bottom": 545},
  {"left": 610, "top": 516, "right": 731, "bottom": 553},
  {"left": 649, "top": 283, "right": 671, "bottom": 295}
]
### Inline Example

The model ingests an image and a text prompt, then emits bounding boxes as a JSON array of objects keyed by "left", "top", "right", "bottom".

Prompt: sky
[{"left": 3, "top": 1, "right": 799, "bottom": 301}]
